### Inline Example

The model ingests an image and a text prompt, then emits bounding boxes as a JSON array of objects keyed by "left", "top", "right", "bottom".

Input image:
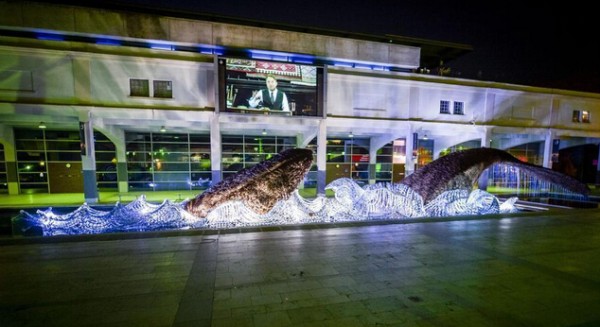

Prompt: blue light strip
[
  {"left": 354, "top": 64, "right": 372, "bottom": 70},
  {"left": 251, "top": 54, "right": 276, "bottom": 60},
  {"left": 372, "top": 66, "right": 389, "bottom": 71},
  {"left": 271, "top": 55, "right": 288, "bottom": 61},
  {"left": 150, "top": 43, "right": 174, "bottom": 51},
  {"left": 333, "top": 62, "right": 353, "bottom": 68},
  {"left": 96, "top": 38, "right": 121, "bottom": 46},
  {"left": 36, "top": 32, "right": 64, "bottom": 41},
  {"left": 293, "top": 59, "right": 314, "bottom": 64},
  {"left": 15, "top": 28, "right": 409, "bottom": 72}
]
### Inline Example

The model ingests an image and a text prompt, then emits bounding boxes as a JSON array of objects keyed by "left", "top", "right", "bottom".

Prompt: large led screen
[{"left": 218, "top": 57, "right": 324, "bottom": 117}]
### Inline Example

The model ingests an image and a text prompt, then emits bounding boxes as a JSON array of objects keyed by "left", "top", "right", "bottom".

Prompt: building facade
[{"left": 1, "top": 2, "right": 599, "bottom": 202}]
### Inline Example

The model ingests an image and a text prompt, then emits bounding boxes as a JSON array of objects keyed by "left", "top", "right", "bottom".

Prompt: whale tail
[{"left": 401, "top": 147, "right": 589, "bottom": 204}]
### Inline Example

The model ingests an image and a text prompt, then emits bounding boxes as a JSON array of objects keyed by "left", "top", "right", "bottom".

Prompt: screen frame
[{"left": 217, "top": 56, "right": 325, "bottom": 118}]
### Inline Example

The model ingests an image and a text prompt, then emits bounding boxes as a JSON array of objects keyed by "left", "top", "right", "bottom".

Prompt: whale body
[{"left": 185, "top": 148, "right": 313, "bottom": 218}]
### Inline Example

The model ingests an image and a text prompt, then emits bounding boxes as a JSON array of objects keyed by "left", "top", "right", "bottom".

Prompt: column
[
  {"left": 480, "top": 127, "right": 492, "bottom": 148},
  {"left": 112, "top": 129, "right": 128, "bottom": 194},
  {"left": 80, "top": 112, "right": 98, "bottom": 203},
  {"left": 210, "top": 113, "right": 222, "bottom": 185},
  {"left": 597, "top": 145, "right": 600, "bottom": 184},
  {"left": 0, "top": 125, "right": 18, "bottom": 195},
  {"left": 368, "top": 135, "right": 392, "bottom": 185},
  {"left": 368, "top": 146, "right": 377, "bottom": 185},
  {"left": 404, "top": 125, "right": 415, "bottom": 176},
  {"left": 542, "top": 129, "right": 555, "bottom": 169},
  {"left": 295, "top": 134, "right": 305, "bottom": 190},
  {"left": 317, "top": 119, "right": 327, "bottom": 195}
]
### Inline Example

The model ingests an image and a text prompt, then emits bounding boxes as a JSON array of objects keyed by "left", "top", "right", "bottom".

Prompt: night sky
[{"left": 80, "top": 1, "right": 600, "bottom": 93}]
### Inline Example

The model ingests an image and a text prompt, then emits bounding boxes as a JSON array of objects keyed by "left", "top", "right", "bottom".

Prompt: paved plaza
[{"left": 1, "top": 208, "right": 600, "bottom": 327}]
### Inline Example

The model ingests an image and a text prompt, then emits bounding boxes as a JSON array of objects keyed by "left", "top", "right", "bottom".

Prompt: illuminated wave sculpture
[
  {"left": 16, "top": 178, "right": 519, "bottom": 236},
  {"left": 24, "top": 146, "right": 591, "bottom": 237}
]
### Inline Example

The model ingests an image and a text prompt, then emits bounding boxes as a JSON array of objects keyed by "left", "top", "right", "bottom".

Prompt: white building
[{"left": 1, "top": 1, "right": 599, "bottom": 203}]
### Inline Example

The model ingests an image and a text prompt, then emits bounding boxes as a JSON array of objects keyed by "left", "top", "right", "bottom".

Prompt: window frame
[
  {"left": 153, "top": 80, "right": 173, "bottom": 99},
  {"left": 129, "top": 78, "right": 150, "bottom": 97},
  {"left": 453, "top": 101, "right": 464, "bottom": 115},
  {"left": 439, "top": 100, "right": 450, "bottom": 114}
]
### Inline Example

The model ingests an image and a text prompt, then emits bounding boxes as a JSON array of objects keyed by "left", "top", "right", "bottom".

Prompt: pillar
[
  {"left": 480, "top": 127, "right": 492, "bottom": 148},
  {"left": 80, "top": 112, "right": 98, "bottom": 203},
  {"left": 210, "top": 113, "right": 222, "bottom": 185},
  {"left": 542, "top": 129, "right": 555, "bottom": 169},
  {"left": 0, "top": 125, "right": 18, "bottom": 195},
  {"left": 317, "top": 119, "right": 327, "bottom": 195},
  {"left": 405, "top": 126, "right": 415, "bottom": 176},
  {"left": 368, "top": 146, "right": 377, "bottom": 185},
  {"left": 111, "top": 129, "right": 128, "bottom": 194}
]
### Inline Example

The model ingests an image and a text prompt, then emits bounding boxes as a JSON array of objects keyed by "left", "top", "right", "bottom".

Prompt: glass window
[
  {"left": 45, "top": 140, "right": 81, "bottom": 151},
  {"left": 572, "top": 110, "right": 581, "bottom": 122},
  {"left": 126, "top": 133, "right": 151, "bottom": 142},
  {"left": 126, "top": 143, "right": 152, "bottom": 152},
  {"left": 97, "top": 172, "right": 117, "bottom": 182},
  {"left": 94, "top": 141, "right": 116, "bottom": 151},
  {"left": 18, "top": 173, "right": 48, "bottom": 183},
  {"left": 96, "top": 163, "right": 116, "bottom": 171},
  {"left": 190, "top": 135, "right": 211, "bottom": 143},
  {"left": 95, "top": 152, "right": 117, "bottom": 162},
  {"left": 44, "top": 130, "right": 79, "bottom": 140},
  {"left": 127, "top": 151, "right": 152, "bottom": 163},
  {"left": 191, "top": 159, "right": 211, "bottom": 171},
  {"left": 153, "top": 142, "right": 189, "bottom": 152},
  {"left": 453, "top": 101, "right": 464, "bottom": 115},
  {"left": 15, "top": 140, "right": 44, "bottom": 150},
  {"left": 153, "top": 133, "right": 188, "bottom": 143},
  {"left": 128, "top": 172, "right": 153, "bottom": 183},
  {"left": 125, "top": 131, "right": 211, "bottom": 191},
  {"left": 128, "top": 182, "right": 153, "bottom": 191},
  {"left": 222, "top": 144, "right": 244, "bottom": 153},
  {"left": 127, "top": 162, "right": 152, "bottom": 172},
  {"left": 582, "top": 110, "right": 590, "bottom": 123},
  {"left": 14, "top": 128, "right": 118, "bottom": 192},
  {"left": 222, "top": 135, "right": 244, "bottom": 143},
  {"left": 46, "top": 151, "right": 80, "bottom": 161},
  {"left": 221, "top": 134, "right": 294, "bottom": 174},
  {"left": 189, "top": 144, "right": 210, "bottom": 153},
  {"left": 376, "top": 143, "right": 393, "bottom": 164},
  {"left": 0, "top": 143, "right": 6, "bottom": 178},
  {"left": 153, "top": 153, "right": 190, "bottom": 162},
  {"left": 153, "top": 80, "right": 173, "bottom": 98},
  {"left": 572, "top": 110, "right": 591, "bottom": 123},
  {"left": 154, "top": 162, "right": 190, "bottom": 172},
  {"left": 440, "top": 100, "right": 450, "bottom": 114},
  {"left": 14, "top": 129, "right": 43, "bottom": 139},
  {"left": 326, "top": 137, "right": 371, "bottom": 184},
  {"left": 130, "top": 79, "right": 149, "bottom": 97},
  {"left": 16, "top": 151, "right": 44, "bottom": 161}
]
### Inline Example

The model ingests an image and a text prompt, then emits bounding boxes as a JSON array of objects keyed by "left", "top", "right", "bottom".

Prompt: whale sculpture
[
  {"left": 17, "top": 147, "right": 591, "bottom": 236},
  {"left": 400, "top": 147, "right": 589, "bottom": 204},
  {"left": 185, "top": 148, "right": 314, "bottom": 218},
  {"left": 185, "top": 146, "right": 589, "bottom": 218}
]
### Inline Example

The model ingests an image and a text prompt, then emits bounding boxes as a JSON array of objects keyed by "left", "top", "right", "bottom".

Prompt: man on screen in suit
[{"left": 248, "top": 74, "right": 290, "bottom": 112}]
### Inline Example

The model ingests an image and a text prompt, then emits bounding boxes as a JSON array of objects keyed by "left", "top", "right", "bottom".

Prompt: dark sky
[{"left": 96, "top": 1, "right": 600, "bottom": 93}]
